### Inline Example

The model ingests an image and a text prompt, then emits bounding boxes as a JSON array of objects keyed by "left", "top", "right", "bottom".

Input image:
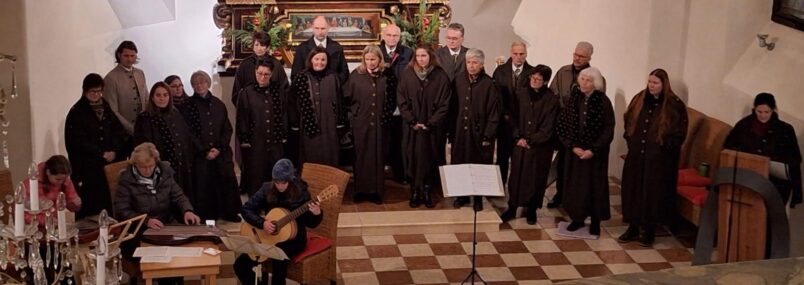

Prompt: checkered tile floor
[{"left": 170, "top": 181, "right": 698, "bottom": 285}]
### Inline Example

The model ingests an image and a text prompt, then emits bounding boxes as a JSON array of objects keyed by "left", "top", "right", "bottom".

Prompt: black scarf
[
  {"left": 149, "top": 109, "right": 179, "bottom": 169},
  {"left": 380, "top": 68, "right": 397, "bottom": 125},
  {"left": 293, "top": 73, "right": 321, "bottom": 136},
  {"left": 557, "top": 88, "right": 605, "bottom": 149}
]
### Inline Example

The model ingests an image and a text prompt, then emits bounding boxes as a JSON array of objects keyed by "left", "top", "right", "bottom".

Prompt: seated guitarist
[{"left": 234, "top": 159, "right": 323, "bottom": 285}]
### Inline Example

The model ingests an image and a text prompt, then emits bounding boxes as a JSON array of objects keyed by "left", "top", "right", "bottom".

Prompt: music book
[
  {"left": 439, "top": 164, "right": 505, "bottom": 197},
  {"left": 220, "top": 235, "right": 289, "bottom": 260}
]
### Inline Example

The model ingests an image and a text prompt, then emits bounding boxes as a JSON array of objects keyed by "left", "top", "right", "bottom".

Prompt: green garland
[
  {"left": 224, "top": 5, "right": 290, "bottom": 51},
  {"left": 393, "top": 0, "right": 441, "bottom": 47}
]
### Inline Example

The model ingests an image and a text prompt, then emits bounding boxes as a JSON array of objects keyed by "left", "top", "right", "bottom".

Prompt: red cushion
[
  {"left": 677, "top": 168, "right": 713, "bottom": 187},
  {"left": 291, "top": 232, "right": 333, "bottom": 263},
  {"left": 677, "top": 186, "right": 708, "bottom": 206}
]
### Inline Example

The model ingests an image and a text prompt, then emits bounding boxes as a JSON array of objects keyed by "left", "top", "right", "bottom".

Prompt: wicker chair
[
  {"left": 103, "top": 160, "right": 130, "bottom": 201},
  {"left": 280, "top": 163, "right": 349, "bottom": 284}
]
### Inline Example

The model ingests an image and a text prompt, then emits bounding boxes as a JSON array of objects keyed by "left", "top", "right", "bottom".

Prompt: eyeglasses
[
  {"left": 573, "top": 53, "right": 590, "bottom": 59},
  {"left": 256, "top": 72, "right": 272, "bottom": 78}
]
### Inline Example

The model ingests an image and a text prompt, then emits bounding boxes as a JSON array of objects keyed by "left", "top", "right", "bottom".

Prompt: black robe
[
  {"left": 65, "top": 97, "right": 128, "bottom": 218},
  {"left": 492, "top": 59, "right": 535, "bottom": 183},
  {"left": 236, "top": 83, "right": 288, "bottom": 195},
  {"left": 134, "top": 108, "right": 200, "bottom": 198},
  {"left": 397, "top": 66, "right": 453, "bottom": 188},
  {"left": 290, "top": 72, "right": 344, "bottom": 167},
  {"left": 231, "top": 55, "right": 289, "bottom": 105},
  {"left": 345, "top": 68, "right": 397, "bottom": 196},
  {"left": 290, "top": 37, "right": 350, "bottom": 83},
  {"left": 180, "top": 93, "right": 242, "bottom": 220},
  {"left": 507, "top": 86, "right": 559, "bottom": 207},
  {"left": 620, "top": 93, "right": 688, "bottom": 225},
  {"left": 724, "top": 113, "right": 802, "bottom": 207},
  {"left": 556, "top": 89, "right": 615, "bottom": 221},
  {"left": 450, "top": 71, "right": 500, "bottom": 164}
]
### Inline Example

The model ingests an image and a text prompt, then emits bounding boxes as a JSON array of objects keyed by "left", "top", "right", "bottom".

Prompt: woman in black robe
[
  {"left": 345, "top": 45, "right": 397, "bottom": 204},
  {"left": 724, "top": 93, "right": 802, "bottom": 208},
  {"left": 289, "top": 47, "right": 344, "bottom": 167},
  {"left": 236, "top": 60, "right": 288, "bottom": 196},
  {"left": 556, "top": 67, "right": 614, "bottom": 236},
  {"left": 397, "top": 45, "right": 452, "bottom": 208},
  {"left": 134, "top": 82, "right": 200, "bottom": 198},
  {"left": 181, "top": 70, "right": 242, "bottom": 221},
  {"left": 165, "top": 75, "right": 190, "bottom": 108},
  {"left": 619, "top": 68, "right": 688, "bottom": 246},
  {"left": 65, "top": 73, "right": 129, "bottom": 218},
  {"left": 503, "top": 65, "right": 560, "bottom": 224},
  {"left": 450, "top": 48, "right": 500, "bottom": 209}
]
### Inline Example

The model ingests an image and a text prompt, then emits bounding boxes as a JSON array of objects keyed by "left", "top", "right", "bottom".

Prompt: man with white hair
[
  {"left": 546, "top": 41, "right": 606, "bottom": 209},
  {"left": 492, "top": 41, "right": 534, "bottom": 185},
  {"left": 451, "top": 48, "right": 500, "bottom": 209},
  {"left": 380, "top": 23, "right": 414, "bottom": 184},
  {"left": 291, "top": 15, "right": 349, "bottom": 83}
]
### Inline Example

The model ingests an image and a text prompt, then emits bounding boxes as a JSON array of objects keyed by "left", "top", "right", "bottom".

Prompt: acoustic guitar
[{"left": 240, "top": 185, "right": 338, "bottom": 261}]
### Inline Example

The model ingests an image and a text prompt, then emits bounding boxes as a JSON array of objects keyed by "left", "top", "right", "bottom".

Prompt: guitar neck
[{"left": 275, "top": 199, "right": 316, "bottom": 228}]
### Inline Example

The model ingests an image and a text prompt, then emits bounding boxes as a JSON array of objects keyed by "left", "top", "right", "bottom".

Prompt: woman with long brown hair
[
  {"left": 397, "top": 45, "right": 452, "bottom": 208},
  {"left": 619, "top": 68, "right": 688, "bottom": 246}
]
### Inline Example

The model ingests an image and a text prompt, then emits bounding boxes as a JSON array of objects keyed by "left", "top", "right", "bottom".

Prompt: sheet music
[
  {"left": 769, "top": 161, "right": 790, "bottom": 180},
  {"left": 133, "top": 246, "right": 203, "bottom": 258},
  {"left": 439, "top": 164, "right": 505, "bottom": 197},
  {"left": 140, "top": 256, "right": 172, "bottom": 263}
]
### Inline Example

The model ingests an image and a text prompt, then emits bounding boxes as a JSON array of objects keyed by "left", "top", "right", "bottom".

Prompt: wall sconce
[{"left": 757, "top": 34, "right": 775, "bottom": 51}]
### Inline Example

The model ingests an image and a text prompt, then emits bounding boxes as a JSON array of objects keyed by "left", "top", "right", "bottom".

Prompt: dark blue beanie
[{"left": 272, "top": 159, "right": 295, "bottom": 181}]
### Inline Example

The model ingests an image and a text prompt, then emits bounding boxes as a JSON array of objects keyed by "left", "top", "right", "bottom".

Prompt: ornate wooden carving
[{"left": 215, "top": 0, "right": 451, "bottom": 75}]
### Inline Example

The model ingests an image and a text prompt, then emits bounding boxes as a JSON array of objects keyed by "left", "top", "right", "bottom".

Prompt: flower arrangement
[
  {"left": 392, "top": 0, "right": 442, "bottom": 47},
  {"left": 225, "top": 5, "right": 290, "bottom": 52}
]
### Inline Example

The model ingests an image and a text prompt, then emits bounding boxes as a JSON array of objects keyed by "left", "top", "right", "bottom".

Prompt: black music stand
[{"left": 461, "top": 195, "right": 486, "bottom": 285}]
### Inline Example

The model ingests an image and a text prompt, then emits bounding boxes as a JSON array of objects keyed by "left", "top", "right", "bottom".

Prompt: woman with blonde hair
[{"left": 345, "top": 45, "right": 397, "bottom": 204}]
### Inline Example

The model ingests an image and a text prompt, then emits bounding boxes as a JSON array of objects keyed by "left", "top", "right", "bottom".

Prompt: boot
[
  {"left": 500, "top": 206, "right": 516, "bottom": 222},
  {"left": 566, "top": 220, "right": 585, "bottom": 232},
  {"left": 422, "top": 185, "right": 435, "bottom": 208},
  {"left": 589, "top": 217, "right": 601, "bottom": 236},
  {"left": 617, "top": 224, "right": 640, "bottom": 243},
  {"left": 409, "top": 187, "right": 421, "bottom": 208},
  {"left": 525, "top": 206, "right": 537, "bottom": 225},
  {"left": 639, "top": 224, "right": 655, "bottom": 247}
]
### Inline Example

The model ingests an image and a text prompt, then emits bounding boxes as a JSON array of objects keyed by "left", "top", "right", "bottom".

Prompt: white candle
[
  {"left": 14, "top": 203, "right": 24, "bottom": 236},
  {"left": 29, "top": 178, "right": 39, "bottom": 211},
  {"left": 96, "top": 247, "right": 105, "bottom": 285},
  {"left": 57, "top": 209, "right": 67, "bottom": 240}
]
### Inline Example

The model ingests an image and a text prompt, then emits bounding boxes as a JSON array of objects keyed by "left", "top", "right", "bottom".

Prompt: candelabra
[{"left": 0, "top": 52, "right": 18, "bottom": 169}]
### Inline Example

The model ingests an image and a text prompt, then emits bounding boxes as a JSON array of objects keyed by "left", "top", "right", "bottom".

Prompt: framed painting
[
  {"left": 772, "top": 0, "right": 804, "bottom": 31},
  {"left": 288, "top": 11, "right": 383, "bottom": 42}
]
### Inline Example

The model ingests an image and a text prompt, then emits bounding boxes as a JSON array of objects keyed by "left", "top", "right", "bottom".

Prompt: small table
[{"left": 140, "top": 241, "right": 221, "bottom": 285}]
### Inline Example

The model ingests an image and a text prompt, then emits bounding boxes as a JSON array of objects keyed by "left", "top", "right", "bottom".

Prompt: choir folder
[{"left": 439, "top": 164, "right": 505, "bottom": 197}]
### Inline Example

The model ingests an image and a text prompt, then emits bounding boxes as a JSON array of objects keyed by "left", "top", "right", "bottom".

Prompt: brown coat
[
  {"left": 345, "top": 69, "right": 397, "bottom": 195},
  {"left": 397, "top": 66, "right": 452, "bottom": 187},
  {"left": 450, "top": 72, "right": 500, "bottom": 164},
  {"left": 104, "top": 65, "right": 148, "bottom": 134}
]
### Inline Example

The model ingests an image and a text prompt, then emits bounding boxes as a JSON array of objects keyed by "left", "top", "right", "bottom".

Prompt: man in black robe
[
  {"left": 290, "top": 16, "right": 349, "bottom": 83},
  {"left": 492, "top": 41, "right": 534, "bottom": 185},
  {"left": 451, "top": 49, "right": 500, "bottom": 209},
  {"left": 380, "top": 24, "right": 413, "bottom": 184}
]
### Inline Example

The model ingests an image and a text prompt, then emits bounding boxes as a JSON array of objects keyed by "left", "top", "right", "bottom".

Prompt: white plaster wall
[{"left": 25, "top": 0, "right": 222, "bottom": 161}]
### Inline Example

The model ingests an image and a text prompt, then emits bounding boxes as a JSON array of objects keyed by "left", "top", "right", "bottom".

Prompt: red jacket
[{"left": 23, "top": 162, "right": 82, "bottom": 225}]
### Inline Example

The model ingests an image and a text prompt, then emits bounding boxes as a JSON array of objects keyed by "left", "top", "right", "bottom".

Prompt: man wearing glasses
[{"left": 435, "top": 22, "right": 469, "bottom": 82}]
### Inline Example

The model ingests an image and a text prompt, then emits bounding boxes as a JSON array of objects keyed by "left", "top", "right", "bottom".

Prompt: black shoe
[
  {"left": 368, "top": 194, "right": 383, "bottom": 205},
  {"left": 639, "top": 227, "right": 655, "bottom": 247},
  {"left": 500, "top": 207, "right": 516, "bottom": 222},
  {"left": 453, "top": 197, "right": 468, "bottom": 208},
  {"left": 525, "top": 207, "right": 537, "bottom": 225},
  {"left": 409, "top": 187, "right": 421, "bottom": 208},
  {"left": 589, "top": 219, "right": 601, "bottom": 236},
  {"left": 617, "top": 225, "right": 640, "bottom": 243},
  {"left": 546, "top": 199, "right": 560, "bottom": 209},
  {"left": 566, "top": 221, "right": 585, "bottom": 232},
  {"left": 423, "top": 186, "right": 435, "bottom": 208}
]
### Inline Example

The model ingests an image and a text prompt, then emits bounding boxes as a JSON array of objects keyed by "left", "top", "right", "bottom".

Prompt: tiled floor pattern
[{"left": 172, "top": 181, "right": 698, "bottom": 285}]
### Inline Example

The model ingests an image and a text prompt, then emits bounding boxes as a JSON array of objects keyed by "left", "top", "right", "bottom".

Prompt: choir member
[
  {"left": 65, "top": 73, "right": 128, "bottom": 218},
  {"left": 380, "top": 23, "right": 413, "bottom": 184},
  {"left": 619, "top": 69, "right": 688, "bottom": 246},
  {"left": 451, "top": 48, "right": 500, "bottom": 209},
  {"left": 724, "top": 93, "right": 801, "bottom": 208},
  {"left": 397, "top": 45, "right": 452, "bottom": 208},
  {"left": 236, "top": 60, "right": 288, "bottom": 195},
  {"left": 345, "top": 45, "right": 397, "bottom": 204},
  {"left": 502, "top": 65, "right": 559, "bottom": 224},
  {"left": 555, "top": 67, "right": 614, "bottom": 236},
  {"left": 435, "top": 23, "right": 469, "bottom": 81},
  {"left": 182, "top": 70, "right": 242, "bottom": 221},
  {"left": 103, "top": 40, "right": 148, "bottom": 135},
  {"left": 231, "top": 31, "right": 289, "bottom": 105},
  {"left": 291, "top": 16, "right": 350, "bottom": 83},
  {"left": 134, "top": 82, "right": 199, "bottom": 199},
  {"left": 290, "top": 47, "right": 344, "bottom": 167},
  {"left": 165, "top": 75, "right": 190, "bottom": 107}
]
